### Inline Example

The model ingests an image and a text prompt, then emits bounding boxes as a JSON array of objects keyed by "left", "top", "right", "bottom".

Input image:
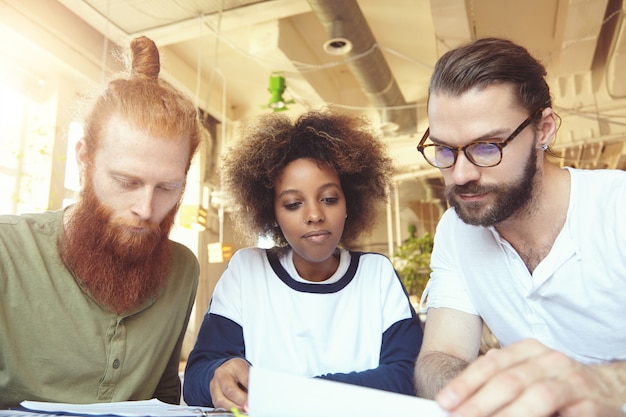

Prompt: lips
[
  {"left": 458, "top": 192, "right": 485, "bottom": 201},
  {"left": 127, "top": 226, "right": 146, "bottom": 234},
  {"left": 302, "top": 230, "right": 331, "bottom": 241},
  {"left": 453, "top": 182, "right": 490, "bottom": 200}
]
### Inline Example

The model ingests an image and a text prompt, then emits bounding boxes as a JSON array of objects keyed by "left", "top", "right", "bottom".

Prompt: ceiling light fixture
[
  {"left": 379, "top": 107, "right": 400, "bottom": 134},
  {"left": 267, "top": 73, "right": 292, "bottom": 112},
  {"left": 323, "top": 19, "right": 353, "bottom": 55}
]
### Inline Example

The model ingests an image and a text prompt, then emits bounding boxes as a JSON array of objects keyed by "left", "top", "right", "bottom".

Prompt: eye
[
  {"left": 434, "top": 145, "right": 455, "bottom": 158},
  {"left": 157, "top": 184, "right": 179, "bottom": 193},
  {"left": 283, "top": 201, "right": 301, "bottom": 210},
  {"left": 321, "top": 196, "right": 338, "bottom": 205},
  {"left": 469, "top": 142, "right": 501, "bottom": 157},
  {"left": 115, "top": 178, "right": 138, "bottom": 189},
  {"left": 427, "top": 145, "right": 455, "bottom": 167}
]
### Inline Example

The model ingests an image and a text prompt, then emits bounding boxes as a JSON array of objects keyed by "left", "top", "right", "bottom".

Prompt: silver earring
[
  {"left": 272, "top": 222, "right": 278, "bottom": 228},
  {"left": 541, "top": 144, "right": 548, "bottom": 150}
]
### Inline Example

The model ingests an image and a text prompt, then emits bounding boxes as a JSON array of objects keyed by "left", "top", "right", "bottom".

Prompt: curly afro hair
[{"left": 222, "top": 108, "right": 393, "bottom": 248}]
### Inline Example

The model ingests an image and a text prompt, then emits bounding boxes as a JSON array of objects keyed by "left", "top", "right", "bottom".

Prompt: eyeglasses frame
[{"left": 416, "top": 110, "right": 541, "bottom": 168}]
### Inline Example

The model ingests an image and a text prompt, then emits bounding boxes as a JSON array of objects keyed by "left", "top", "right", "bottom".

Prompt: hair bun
[{"left": 130, "top": 36, "right": 160, "bottom": 80}]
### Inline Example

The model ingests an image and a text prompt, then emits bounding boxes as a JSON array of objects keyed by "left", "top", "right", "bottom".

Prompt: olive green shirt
[{"left": 0, "top": 209, "right": 199, "bottom": 409}]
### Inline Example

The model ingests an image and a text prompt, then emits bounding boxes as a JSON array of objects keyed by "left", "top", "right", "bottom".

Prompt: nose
[
  {"left": 304, "top": 203, "right": 324, "bottom": 224},
  {"left": 449, "top": 152, "right": 481, "bottom": 185},
  {"left": 131, "top": 188, "right": 155, "bottom": 220}
]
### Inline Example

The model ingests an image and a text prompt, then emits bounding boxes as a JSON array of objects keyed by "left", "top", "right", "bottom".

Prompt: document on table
[
  {"left": 1, "top": 399, "right": 227, "bottom": 417},
  {"left": 247, "top": 367, "right": 448, "bottom": 417}
]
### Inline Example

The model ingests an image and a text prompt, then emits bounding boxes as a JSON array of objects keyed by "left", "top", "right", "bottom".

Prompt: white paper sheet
[
  {"left": 17, "top": 399, "right": 221, "bottom": 417},
  {"left": 248, "top": 367, "right": 448, "bottom": 417}
]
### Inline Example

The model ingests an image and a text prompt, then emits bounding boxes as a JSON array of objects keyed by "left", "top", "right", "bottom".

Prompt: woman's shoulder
[
  {"left": 232, "top": 246, "right": 269, "bottom": 260},
  {"left": 348, "top": 250, "right": 395, "bottom": 272},
  {"left": 224, "top": 246, "right": 276, "bottom": 270}
]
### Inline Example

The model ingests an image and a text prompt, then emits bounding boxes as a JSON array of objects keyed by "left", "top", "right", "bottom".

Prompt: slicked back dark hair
[{"left": 429, "top": 38, "right": 552, "bottom": 122}]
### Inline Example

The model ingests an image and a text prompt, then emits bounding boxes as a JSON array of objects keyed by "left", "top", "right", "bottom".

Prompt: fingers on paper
[
  {"left": 437, "top": 339, "right": 597, "bottom": 416},
  {"left": 210, "top": 358, "right": 250, "bottom": 409}
]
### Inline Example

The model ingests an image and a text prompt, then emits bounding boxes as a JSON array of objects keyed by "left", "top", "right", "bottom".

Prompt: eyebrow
[
  {"left": 429, "top": 127, "right": 512, "bottom": 146},
  {"left": 276, "top": 182, "right": 341, "bottom": 199},
  {"left": 110, "top": 170, "right": 184, "bottom": 188}
]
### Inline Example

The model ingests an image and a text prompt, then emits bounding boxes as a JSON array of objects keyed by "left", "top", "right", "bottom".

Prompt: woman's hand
[{"left": 209, "top": 358, "right": 250, "bottom": 410}]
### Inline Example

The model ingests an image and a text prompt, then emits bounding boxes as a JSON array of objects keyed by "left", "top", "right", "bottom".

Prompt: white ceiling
[
  {"left": 1, "top": 0, "right": 625, "bottom": 229},
  {"left": 55, "top": 0, "right": 626, "bottom": 167}
]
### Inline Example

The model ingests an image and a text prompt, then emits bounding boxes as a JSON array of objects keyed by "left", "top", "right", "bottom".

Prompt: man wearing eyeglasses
[{"left": 414, "top": 38, "right": 626, "bottom": 417}]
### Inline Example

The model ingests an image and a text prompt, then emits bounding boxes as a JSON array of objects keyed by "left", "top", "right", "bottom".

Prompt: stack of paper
[
  {"left": 0, "top": 399, "right": 226, "bottom": 417},
  {"left": 248, "top": 367, "right": 448, "bottom": 417},
  {"left": 1, "top": 369, "right": 447, "bottom": 417}
]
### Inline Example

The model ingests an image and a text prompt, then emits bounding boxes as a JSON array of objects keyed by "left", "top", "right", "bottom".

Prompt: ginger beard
[{"left": 60, "top": 176, "right": 179, "bottom": 314}]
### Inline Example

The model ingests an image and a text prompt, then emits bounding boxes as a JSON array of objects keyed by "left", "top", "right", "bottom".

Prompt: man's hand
[
  {"left": 435, "top": 339, "right": 624, "bottom": 417},
  {"left": 209, "top": 358, "right": 250, "bottom": 410}
]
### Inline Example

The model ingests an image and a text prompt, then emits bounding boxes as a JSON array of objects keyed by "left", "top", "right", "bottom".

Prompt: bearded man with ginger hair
[{"left": 0, "top": 36, "right": 203, "bottom": 408}]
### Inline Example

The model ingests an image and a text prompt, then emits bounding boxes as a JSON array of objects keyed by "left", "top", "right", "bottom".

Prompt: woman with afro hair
[{"left": 183, "top": 109, "right": 423, "bottom": 409}]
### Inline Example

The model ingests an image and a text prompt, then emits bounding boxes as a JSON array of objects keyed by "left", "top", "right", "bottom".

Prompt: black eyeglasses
[{"left": 416, "top": 113, "right": 538, "bottom": 168}]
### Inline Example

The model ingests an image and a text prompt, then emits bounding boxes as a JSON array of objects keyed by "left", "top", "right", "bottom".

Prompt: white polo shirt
[{"left": 422, "top": 167, "right": 626, "bottom": 364}]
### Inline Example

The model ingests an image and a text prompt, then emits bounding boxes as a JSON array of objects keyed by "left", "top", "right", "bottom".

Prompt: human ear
[
  {"left": 536, "top": 107, "right": 557, "bottom": 148},
  {"left": 75, "top": 139, "right": 89, "bottom": 185}
]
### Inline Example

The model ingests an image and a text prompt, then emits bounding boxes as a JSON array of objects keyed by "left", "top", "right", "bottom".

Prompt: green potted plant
[{"left": 392, "top": 225, "right": 434, "bottom": 301}]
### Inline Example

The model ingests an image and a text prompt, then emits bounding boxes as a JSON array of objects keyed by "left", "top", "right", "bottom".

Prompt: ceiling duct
[{"left": 307, "top": 0, "right": 416, "bottom": 135}]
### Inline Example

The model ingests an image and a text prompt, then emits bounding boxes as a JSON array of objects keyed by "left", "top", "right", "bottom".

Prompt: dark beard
[
  {"left": 444, "top": 146, "right": 538, "bottom": 227},
  {"left": 59, "top": 183, "right": 177, "bottom": 314}
]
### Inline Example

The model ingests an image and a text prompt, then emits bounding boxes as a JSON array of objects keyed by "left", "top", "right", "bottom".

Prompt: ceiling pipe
[{"left": 307, "top": 0, "right": 416, "bottom": 136}]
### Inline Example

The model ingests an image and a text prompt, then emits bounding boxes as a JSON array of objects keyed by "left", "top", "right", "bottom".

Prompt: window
[{"left": 0, "top": 80, "right": 52, "bottom": 214}]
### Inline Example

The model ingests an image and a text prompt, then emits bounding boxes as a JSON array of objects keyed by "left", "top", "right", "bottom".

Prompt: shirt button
[{"left": 112, "top": 359, "right": 121, "bottom": 369}]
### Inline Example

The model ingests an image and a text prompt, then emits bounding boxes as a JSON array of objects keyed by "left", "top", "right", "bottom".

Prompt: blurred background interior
[{"left": 1, "top": 0, "right": 625, "bottom": 354}]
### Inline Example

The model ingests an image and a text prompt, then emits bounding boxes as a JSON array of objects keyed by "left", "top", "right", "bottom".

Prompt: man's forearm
[{"left": 414, "top": 351, "right": 469, "bottom": 399}]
